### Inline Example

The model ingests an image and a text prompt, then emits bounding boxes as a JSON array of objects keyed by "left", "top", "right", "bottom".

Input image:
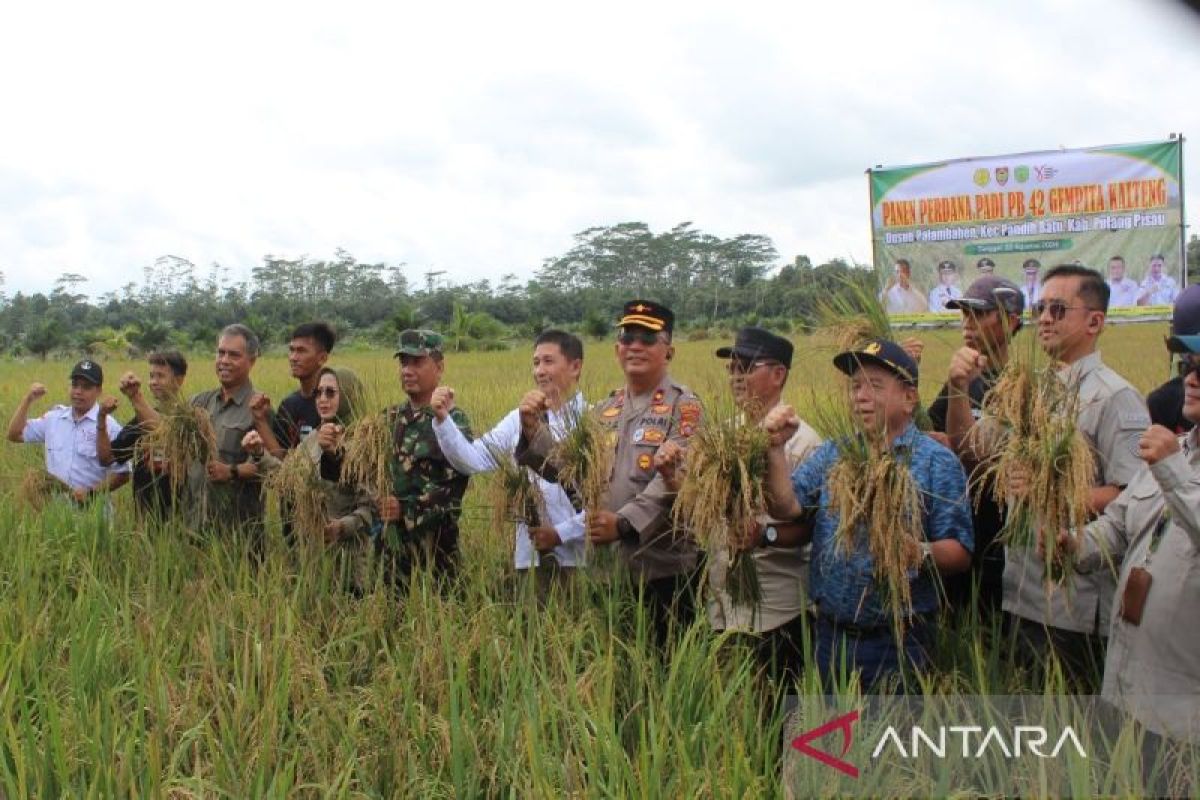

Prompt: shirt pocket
[
  {"left": 74, "top": 427, "right": 99, "bottom": 459},
  {"left": 218, "top": 424, "right": 246, "bottom": 463}
]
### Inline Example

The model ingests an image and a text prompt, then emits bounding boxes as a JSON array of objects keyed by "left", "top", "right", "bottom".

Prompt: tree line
[{"left": 3, "top": 225, "right": 1196, "bottom": 359}]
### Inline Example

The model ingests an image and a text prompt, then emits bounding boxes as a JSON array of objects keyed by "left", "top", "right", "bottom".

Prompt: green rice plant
[
  {"left": 548, "top": 401, "right": 614, "bottom": 519},
  {"left": 481, "top": 440, "right": 546, "bottom": 530},
  {"left": 17, "top": 467, "right": 65, "bottom": 511}
]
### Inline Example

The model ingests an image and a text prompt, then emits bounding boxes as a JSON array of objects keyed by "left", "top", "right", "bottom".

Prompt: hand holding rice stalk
[
  {"left": 339, "top": 380, "right": 394, "bottom": 500},
  {"left": 549, "top": 401, "right": 614, "bottom": 520},
  {"left": 264, "top": 446, "right": 330, "bottom": 542},
  {"left": 135, "top": 398, "right": 218, "bottom": 496},
  {"left": 673, "top": 409, "right": 769, "bottom": 608},
  {"left": 807, "top": 390, "right": 925, "bottom": 634},
  {"left": 975, "top": 339, "right": 1095, "bottom": 584},
  {"left": 481, "top": 440, "right": 546, "bottom": 534}
]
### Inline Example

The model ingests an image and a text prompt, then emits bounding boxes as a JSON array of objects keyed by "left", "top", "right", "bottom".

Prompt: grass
[{"left": 0, "top": 320, "right": 1189, "bottom": 796}]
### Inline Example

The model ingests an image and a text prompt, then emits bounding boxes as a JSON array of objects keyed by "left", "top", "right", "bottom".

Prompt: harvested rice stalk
[
  {"left": 265, "top": 446, "right": 329, "bottom": 541},
  {"left": 18, "top": 468, "right": 65, "bottom": 511},
  {"left": 674, "top": 410, "right": 769, "bottom": 608},
  {"left": 550, "top": 402, "right": 614, "bottom": 519},
  {"left": 807, "top": 390, "right": 925, "bottom": 633},
  {"left": 482, "top": 441, "right": 546, "bottom": 533},
  {"left": 340, "top": 409, "right": 393, "bottom": 498},
  {"left": 974, "top": 339, "right": 1095, "bottom": 584},
  {"left": 136, "top": 399, "right": 218, "bottom": 496}
]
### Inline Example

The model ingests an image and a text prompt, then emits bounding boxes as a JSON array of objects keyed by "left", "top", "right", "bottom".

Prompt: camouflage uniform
[{"left": 381, "top": 400, "right": 472, "bottom": 580}]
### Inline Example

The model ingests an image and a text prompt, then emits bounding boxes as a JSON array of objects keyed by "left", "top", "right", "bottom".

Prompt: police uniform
[
  {"left": 383, "top": 330, "right": 473, "bottom": 581},
  {"left": 20, "top": 360, "right": 131, "bottom": 493},
  {"left": 189, "top": 381, "right": 269, "bottom": 531},
  {"left": 1003, "top": 351, "right": 1150, "bottom": 687},
  {"left": 517, "top": 301, "right": 704, "bottom": 643}
]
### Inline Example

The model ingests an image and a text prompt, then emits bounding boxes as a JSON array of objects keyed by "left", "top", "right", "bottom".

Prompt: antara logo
[{"left": 791, "top": 710, "right": 860, "bottom": 778}]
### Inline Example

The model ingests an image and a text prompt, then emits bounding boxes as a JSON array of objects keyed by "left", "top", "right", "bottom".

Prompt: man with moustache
[{"left": 516, "top": 301, "right": 704, "bottom": 647}]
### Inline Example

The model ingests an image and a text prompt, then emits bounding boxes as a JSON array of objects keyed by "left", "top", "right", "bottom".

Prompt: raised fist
[
  {"left": 761, "top": 404, "right": 800, "bottom": 448},
  {"left": 431, "top": 386, "right": 456, "bottom": 422}
]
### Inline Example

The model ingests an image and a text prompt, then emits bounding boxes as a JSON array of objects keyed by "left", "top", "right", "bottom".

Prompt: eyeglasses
[
  {"left": 1180, "top": 355, "right": 1200, "bottom": 381},
  {"left": 726, "top": 359, "right": 780, "bottom": 375},
  {"left": 315, "top": 387, "right": 339, "bottom": 399},
  {"left": 1031, "top": 300, "right": 1090, "bottom": 321},
  {"left": 617, "top": 329, "right": 662, "bottom": 347}
]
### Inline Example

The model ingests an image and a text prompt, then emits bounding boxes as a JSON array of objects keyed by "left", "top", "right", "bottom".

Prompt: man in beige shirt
[
  {"left": 1001, "top": 265, "right": 1149, "bottom": 691},
  {"left": 659, "top": 327, "right": 821, "bottom": 685},
  {"left": 1061, "top": 333, "right": 1200, "bottom": 745}
]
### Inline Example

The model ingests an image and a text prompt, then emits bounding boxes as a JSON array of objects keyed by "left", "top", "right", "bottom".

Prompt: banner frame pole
[
  {"left": 866, "top": 167, "right": 879, "bottom": 278},
  {"left": 1177, "top": 134, "right": 1188, "bottom": 288}
]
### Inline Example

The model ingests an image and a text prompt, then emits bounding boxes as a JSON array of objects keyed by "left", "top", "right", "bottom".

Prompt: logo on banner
[
  {"left": 1015, "top": 165, "right": 1030, "bottom": 183},
  {"left": 995, "top": 167, "right": 1009, "bottom": 186},
  {"left": 1035, "top": 165, "right": 1059, "bottom": 182},
  {"left": 973, "top": 168, "right": 990, "bottom": 187}
]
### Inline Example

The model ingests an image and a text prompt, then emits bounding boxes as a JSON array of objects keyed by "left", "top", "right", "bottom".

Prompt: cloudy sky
[{"left": 2, "top": 0, "right": 1199, "bottom": 298}]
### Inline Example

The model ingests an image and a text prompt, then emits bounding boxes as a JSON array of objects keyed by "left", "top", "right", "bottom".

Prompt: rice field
[{"left": 0, "top": 321, "right": 1187, "bottom": 797}]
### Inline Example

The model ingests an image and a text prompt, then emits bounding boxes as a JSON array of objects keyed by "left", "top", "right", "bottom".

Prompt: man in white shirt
[
  {"left": 928, "top": 260, "right": 963, "bottom": 312},
  {"left": 1137, "top": 253, "right": 1179, "bottom": 307},
  {"left": 6, "top": 360, "right": 131, "bottom": 504},
  {"left": 880, "top": 259, "right": 929, "bottom": 314},
  {"left": 1106, "top": 256, "right": 1140, "bottom": 308},
  {"left": 431, "top": 329, "right": 587, "bottom": 575}
]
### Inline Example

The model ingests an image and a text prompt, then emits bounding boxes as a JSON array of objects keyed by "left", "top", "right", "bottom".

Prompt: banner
[{"left": 868, "top": 139, "right": 1185, "bottom": 315}]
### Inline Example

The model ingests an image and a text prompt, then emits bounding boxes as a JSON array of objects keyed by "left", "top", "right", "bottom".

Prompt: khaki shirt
[
  {"left": 1003, "top": 351, "right": 1150, "bottom": 634},
  {"left": 1077, "top": 430, "right": 1200, "bottom": 742},
  {"left": 188, "top": 382, "right": 265, "bottom": 528},
  {"left": 707, "top": 415, "right": 822, "bottom": 633},
  {"left": 519, "top": 373, "right": 703, "bottom": 581}
]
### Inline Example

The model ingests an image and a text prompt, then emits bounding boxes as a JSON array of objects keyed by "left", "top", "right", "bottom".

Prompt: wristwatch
[
  {"left": 761, "top": 525, "right": 779, "bottom": 547},
  {"left": 616, "top": 515, "right": 639, "bottom": 544}
]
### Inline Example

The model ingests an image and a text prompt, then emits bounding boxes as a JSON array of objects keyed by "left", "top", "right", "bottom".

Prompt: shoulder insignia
[{"left": 637, "top": 453, "right": 653, "bottom": 471}]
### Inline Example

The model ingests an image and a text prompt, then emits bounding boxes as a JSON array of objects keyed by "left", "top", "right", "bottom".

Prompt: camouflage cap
[{"left": 394, "top": 329, "right": 445, "bottom": 358}]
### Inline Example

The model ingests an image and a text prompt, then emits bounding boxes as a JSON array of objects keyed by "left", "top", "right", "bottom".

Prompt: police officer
[
  {"left": 6, "top": 360, "right": 131, "bottom": 503},
  {"left": 377, "top": 329, "right": 473, "bottom": 583},
  {"left": 517, "top": 300, "right": 704, "bottom": 647}
]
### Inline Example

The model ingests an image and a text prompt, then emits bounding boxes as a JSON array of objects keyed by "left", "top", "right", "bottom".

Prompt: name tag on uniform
[{"left": 1119, "top": 566, "right": 1152, "bottom": 626}]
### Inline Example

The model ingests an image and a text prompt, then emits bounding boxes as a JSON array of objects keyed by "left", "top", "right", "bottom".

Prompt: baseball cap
[
  {"left": 1166, "top": 285, "right": 1200, "bottom": 354},
  {"left": 716, "top": 326, "right": 793, "bottom": 370},
  {"left": 393, "top": 329, "right": 445, "bottom": 358},
  {"left": 69, "top": 359, "right": 103, "bottom": 385},
  {"left": 833, "top": 338, "right": 918, "bottom": 387},
  {"left": 617, "top": 300, "right": 674, "bottom": 335},
  {"left": 946, "top": 275, "right": 1025, "bottom": 316}
]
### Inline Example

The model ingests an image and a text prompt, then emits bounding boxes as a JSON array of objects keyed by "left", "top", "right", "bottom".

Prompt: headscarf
[{"left": 317, "top": 366, "right": 365, "bottom": 426}]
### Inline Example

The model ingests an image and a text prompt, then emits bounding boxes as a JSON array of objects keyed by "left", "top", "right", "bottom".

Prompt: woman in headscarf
[{"left": 243, "top": 366, "right": 376, "bottom": 586}]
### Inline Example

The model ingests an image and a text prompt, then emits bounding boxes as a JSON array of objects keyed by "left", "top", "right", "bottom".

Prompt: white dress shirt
[
  {"left": 1107, "top": 277, "right": 1140, "bottom": 308},
  {"left": 1139, "top": 274, "right": 1179, "bottom": 306},
  {"left": 434, "top": 392, "right": 587, "bottom": 568},
  {"left": 22, "top": 403, "right": 131, "bottom": 490},
  {"left": 928, "top": 284, "right": 962, "bottom": 313}
]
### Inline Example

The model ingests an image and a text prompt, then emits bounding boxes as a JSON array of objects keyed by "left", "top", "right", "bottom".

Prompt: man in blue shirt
[{"left": 761, "top": 339, "right": 973, "bottom": 688}]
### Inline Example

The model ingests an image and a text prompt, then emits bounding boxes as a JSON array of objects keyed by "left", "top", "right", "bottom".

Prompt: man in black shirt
[
  {"left": 927, "top": 276, "right": 1025, "bottom": 623},
  {"left": 97, "top": 350, "right": 188, "bottom": 520},
  {"left": 1146, "top": 285, "right": 1200, "bottom": 434},
  {"left": 269, "top": 322, "right": 336, "bottom": 454}
]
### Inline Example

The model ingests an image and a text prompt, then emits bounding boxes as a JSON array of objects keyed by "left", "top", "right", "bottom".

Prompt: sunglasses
[
  {"left": 315, "top": 387, "right": 340, "bottom": 399},
  {"left": 1031, "top": 300, "right": 1090, "bottom": 321},
  {"left": 617, "top": 329, "right": 662, "bottom": 347}
]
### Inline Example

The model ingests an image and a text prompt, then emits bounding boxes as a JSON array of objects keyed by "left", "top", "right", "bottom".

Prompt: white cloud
[{"left": 0, "top": 0, "right": 1198, "bottom": 297}]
